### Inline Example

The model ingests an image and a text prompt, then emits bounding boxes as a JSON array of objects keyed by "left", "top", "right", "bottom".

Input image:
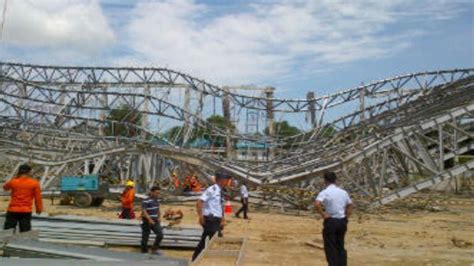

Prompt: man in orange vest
[
  {"left": 3, "top": 164, "right": 43, "bottom": 232},
  {"left": 120, "top": 180, "right": 136, "bottom": 219},
  {"left": 190, "top": 175, "right": 202, "bottom": 192},
  {"left": 172, "top": 173, "right": 180, "bottom": 190}
]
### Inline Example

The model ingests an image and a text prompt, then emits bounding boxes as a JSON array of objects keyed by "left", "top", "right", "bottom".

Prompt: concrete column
[
  {"left": 53, "top": 85, "right": 67, "bottom": 127},
  {"left": 141, "top": 85, "right": 150, "bottom": 139},
  {"left": 99, "top": 86, "right": 108, "bottom": 136},
  {"left": 182, "top": 86, "right": 192, "bottom": 144},
  {"left": 222, "top": 86, "right": 234, "bottom": 158},
  {"left": 438, "top": 125, "right": 444, "bottom": 171},
  {"left": 265, "top": 87, "right": 275, "bottom": 159},
  {"left": 84, "top": 160, "right": 90, "bottom": 175},
  {"left": 19, "top": 83, "right": 27, "bottom": 120},
  {"left": 359, "top": 83, "right": 365, "bottom": 122},
  {"left": 306, "top": 91, "right": 317, "bottom": 128}
]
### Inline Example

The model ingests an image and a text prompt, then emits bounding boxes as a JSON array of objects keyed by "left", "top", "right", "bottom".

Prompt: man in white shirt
[
  {"left": 235, "top": 182, "right": 249, "bottom": 219},
  {"left": 315, "top": 172, "right": 353, "bottom": 266},
  {"left": 191, "top": 171, "right": 231, "bottom": 261}
]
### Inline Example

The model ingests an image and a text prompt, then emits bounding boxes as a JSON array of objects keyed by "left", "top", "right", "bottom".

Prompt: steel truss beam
[{"left": 1, "top": 63, "right": 472, "bottom": 208}]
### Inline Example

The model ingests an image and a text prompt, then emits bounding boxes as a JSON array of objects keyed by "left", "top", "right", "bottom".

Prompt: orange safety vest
[
  {"left": 192, "top": 181, "right": 202, "bottom": 192},
  {"left": 3, "top": 175, "right": 43, "bottom": 213},
  {"left": 121, "top": 188, "right": 135, "bottom": 209},
  {"left": 173, "top": 175, "right": 180, "bottom": 188}
]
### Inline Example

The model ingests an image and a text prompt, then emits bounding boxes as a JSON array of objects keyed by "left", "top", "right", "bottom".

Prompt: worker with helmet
[
  {"left": 120, "top": 180, "right": 136, "bottom": 219},
  {"left": 172, "top": 172, "right": 180, "bottom": 190}
]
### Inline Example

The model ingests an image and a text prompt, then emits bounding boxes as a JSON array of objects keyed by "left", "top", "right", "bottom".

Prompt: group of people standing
[
  {"left": 172, "top": 173, "right": 202, "bottom": 193},
  {"left": 190, "top": 171, "right": 352, "bottom": 265},
  {"left": 118, "top": 172, "right": 250, "bottom": 259},
  {"left": 3, "top": 164, "right": 351, "bottom": 266}
]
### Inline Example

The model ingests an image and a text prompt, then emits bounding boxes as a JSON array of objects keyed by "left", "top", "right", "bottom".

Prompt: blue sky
[{"left": 0, "top": 0, "right": 472, "bottom": 100}]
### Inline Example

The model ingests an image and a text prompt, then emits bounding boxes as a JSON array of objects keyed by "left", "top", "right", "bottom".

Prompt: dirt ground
[{"left": 1, "top": 193, "right": 473, "bottom": 266}]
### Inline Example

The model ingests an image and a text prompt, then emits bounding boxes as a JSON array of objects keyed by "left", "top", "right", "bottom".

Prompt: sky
[{"left": 0, "top": 0, "right": 473, "bottom": 100}]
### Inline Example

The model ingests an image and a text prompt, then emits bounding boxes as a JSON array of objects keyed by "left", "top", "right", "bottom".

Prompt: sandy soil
[{"left": 1, "top": 193, "right": 473, "bottom": 265}]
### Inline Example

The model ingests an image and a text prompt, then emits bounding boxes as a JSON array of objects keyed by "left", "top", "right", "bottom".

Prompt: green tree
[
  {"left": 197, "top": 115, "right": 234, "bottom": 147},
  {"left": 320, "top": 124, "right": 337, "bottom": 138},
  {"left": 105, "top": 104, "right": 142, "bottom": 137},
  {"left": 163, "top": 115, "right": 237, "bottom": 147},
  {"left": 188, "top": 115, "right": 237, "bottom": 147},
  {"left": 265, "top": 120, "right": 300, "bottom": 138},
  {"left": 164, "top": 125, "right": 185, "bottom": 144},
  {"left": 206, "top": 115, "right": 229, "bottom": 130}
]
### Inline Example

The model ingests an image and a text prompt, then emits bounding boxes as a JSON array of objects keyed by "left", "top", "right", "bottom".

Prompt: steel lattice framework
[{"left": 1, "top": 62, "right": 473, "bottom": 209}]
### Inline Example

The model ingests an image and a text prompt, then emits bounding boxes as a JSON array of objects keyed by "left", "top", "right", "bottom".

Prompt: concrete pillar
[
  {"left": 141, "top": 85, "right": 150, "bottom": 139},
  {"left": 306, "top": 91, "right": 317, "bottom": 128},
  {"left": 359, "top": 83, "right": 365, "bottom": 122},
  {"left": 19, "top": 83, "right": 27, "bottom": 120},
  {"left": 265, "top": 87, "right": 275, "bottom": 158},
  {"left": 438, "top": 125, "right": 444, "bottom": 171},
  {"left": 222, "top": 86, "right": 234, "bottom": 158},
  {"left": 99, "top": 86, "right": 108, "bottom": 136},
  {"left": 84, "top": 160, "right": 90, "bottom": 175},
  {"left": 53, "top": 85, "right": 67, "bottom": 127},
  {"left": 182, "top": 86, "right": 192, "bottom": 144}
]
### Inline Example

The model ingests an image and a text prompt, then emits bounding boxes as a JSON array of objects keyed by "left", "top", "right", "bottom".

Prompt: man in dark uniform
[{"left": 191, "top": 172, "right": 230, "bottom": 261}]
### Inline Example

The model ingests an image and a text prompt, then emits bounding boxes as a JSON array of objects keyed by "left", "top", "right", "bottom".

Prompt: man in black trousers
[
  {"left": 140, "top": 186, "right": 164, "bottom": 255},
  {"left": 235, "top": 181, "right": 249, "bottom": 219},
  {"left": 315, "top": 172, "right": 353, "bottom": 266},
  {"left": 191, "top": 172, "right": 230, "bottom": 261}
]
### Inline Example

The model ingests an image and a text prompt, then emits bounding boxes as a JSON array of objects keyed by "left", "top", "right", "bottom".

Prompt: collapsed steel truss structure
[{"left": 0, "top": 62, "right": 473, "bottom": 208}]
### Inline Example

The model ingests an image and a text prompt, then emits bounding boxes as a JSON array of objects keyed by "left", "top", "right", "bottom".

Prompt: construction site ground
[{"left": 1, "top": 193, "right": 473, "bottom": 265}]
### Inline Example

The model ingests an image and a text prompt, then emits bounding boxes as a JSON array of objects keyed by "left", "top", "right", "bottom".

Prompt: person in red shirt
[
  {"left": 120, "top": 180, "right": 136, "bottom": 219},
  {"left": 3, "top": 164, "right": 43, "bottom": 232}
]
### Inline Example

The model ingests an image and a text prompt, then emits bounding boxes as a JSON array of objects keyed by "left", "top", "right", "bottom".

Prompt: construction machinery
[{"left": 59, "top": 174, "right": 108, "bottom": 207}]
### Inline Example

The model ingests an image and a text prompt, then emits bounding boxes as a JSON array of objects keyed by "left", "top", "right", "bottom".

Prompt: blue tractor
[{"left": 60, "top": 174, "right": 109, "bottom": 207}]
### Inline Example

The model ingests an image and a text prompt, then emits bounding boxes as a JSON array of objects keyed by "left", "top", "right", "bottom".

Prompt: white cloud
[
  {"left": 0, "top": 0, "right": 467, "bottom": 84},
  {"left": 0, "top": 0, "right": 115, "bottom": 54},
  {"left": 117, "top": 0, "right": 466, "bottom": 86}
]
